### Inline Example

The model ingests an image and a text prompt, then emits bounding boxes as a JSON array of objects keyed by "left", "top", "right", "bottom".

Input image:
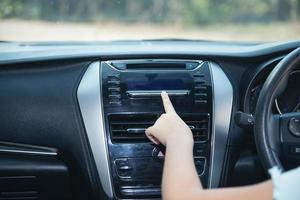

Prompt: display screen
[{"left": 126, "top": 79, "right": 186, "bottom": 90}]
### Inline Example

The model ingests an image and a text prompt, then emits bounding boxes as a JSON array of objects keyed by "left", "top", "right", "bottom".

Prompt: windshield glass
[{"left": 0, "top": 0, "right": 299, "bottom": 42}]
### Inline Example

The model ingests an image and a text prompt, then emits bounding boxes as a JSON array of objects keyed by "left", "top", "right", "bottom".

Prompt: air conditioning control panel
[{"left": 101, "top": 60, "right": 213, "bottom": 199}]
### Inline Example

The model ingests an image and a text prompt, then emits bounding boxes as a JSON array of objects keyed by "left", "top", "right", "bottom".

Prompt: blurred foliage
[{"left": 0, "top": 0, "right": 299, "bottom": 25}]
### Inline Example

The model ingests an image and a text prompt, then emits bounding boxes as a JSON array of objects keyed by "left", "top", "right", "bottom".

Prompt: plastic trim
[
  {"left": 208, "top": 62, "right": 233, "bottom": 188},
  {"left": 0, "top": 40, "right": 300, "bottom": 65},
  {"left": 0, "top": 141, "right": 58, "bottom": 156},
  {"left": 77, "top": 61, "right": 113, "bottom": 198},
  {"left": 0, "top": 149, "right": 57, "bottom": 156}
]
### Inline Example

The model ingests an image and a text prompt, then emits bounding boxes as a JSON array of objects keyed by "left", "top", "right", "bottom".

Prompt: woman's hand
[{"left": 145, "top": 91, "right": 194, "bottom": 147}]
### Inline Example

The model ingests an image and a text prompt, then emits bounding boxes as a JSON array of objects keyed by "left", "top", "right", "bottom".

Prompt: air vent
[
  {"left": 181, "top": 114, "right": 210, "bottom": 143},
  {"left": 111, "top": 61, "right": 200, "bottom": 70},
  {"left": 193, "top": 73, "right": 208, "bottom": 105},
  {"left": 0, "top": 191, "right": 39, "bottom": 200},
  {"left": 109, "top": 114, "right": 209, "bottom": 143},
  {"left": 109, "top": 114, "right": 157, "bottom": 142},
  {"left": 0, "top": 176, "right": 38, "bottom": 200}
]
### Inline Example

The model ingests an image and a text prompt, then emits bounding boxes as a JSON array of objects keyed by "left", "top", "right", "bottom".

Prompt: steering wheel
[{"left": 255, "top": 47, "right": 300, "bottom": 172}]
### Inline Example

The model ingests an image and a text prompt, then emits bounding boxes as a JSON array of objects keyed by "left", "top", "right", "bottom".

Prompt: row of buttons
[
  {"left": 107, "top": 74, "right": 121, "bottom": 105},
  {"left": 193, "top": 73, "right": 208, "bottom": 105},
  {"left": 115, "top": 156, "right": 206, "bottom": 179}
]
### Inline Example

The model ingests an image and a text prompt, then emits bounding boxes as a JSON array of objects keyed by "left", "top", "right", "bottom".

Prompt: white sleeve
[{"left": 269, "top": 166, "right": 300, "bottom": 200}]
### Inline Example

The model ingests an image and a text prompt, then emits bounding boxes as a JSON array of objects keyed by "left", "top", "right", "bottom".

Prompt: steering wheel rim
[{"left": 254, "top": 47, "right": 300, "bottom": 171}]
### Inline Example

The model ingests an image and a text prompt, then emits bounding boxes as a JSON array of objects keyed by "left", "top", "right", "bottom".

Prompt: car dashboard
[{"left": 0, "top": 40, "right": 299, "bottom": 200}]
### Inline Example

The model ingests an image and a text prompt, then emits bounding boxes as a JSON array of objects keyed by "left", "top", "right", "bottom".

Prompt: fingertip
[
  {"left": 150, "top": 137, "right": 160, "bottom": 145},
  {"left": 152, "top": 136, "right": 160, "bottom": 145},
  {"left": 161, "top": 91, "right": 167, "bottom": 99},
  {"left": 145, "top": 129, "right": 160, "bottom": 145},
  {"left": 161, "top": 91, "right": 175, "bottom": 114},
  {"left": 145, "top": 126, "right": 152, "bottom": 135}
]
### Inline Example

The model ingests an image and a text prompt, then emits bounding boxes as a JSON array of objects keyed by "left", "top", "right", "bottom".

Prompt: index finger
[{"left": 161, "top": 91, "right": 176, "bottom": 113}]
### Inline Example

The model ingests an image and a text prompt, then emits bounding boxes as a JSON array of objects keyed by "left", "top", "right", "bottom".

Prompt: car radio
[
  {"left": 101, "top": 59, "right": 212, "bottom": 199},
  {"left": 102, "top": 60, "right": 211, "bottom": 113}
]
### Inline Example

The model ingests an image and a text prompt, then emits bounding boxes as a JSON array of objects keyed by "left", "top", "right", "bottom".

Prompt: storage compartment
[{"left": 0, "top": 153, "right": 72, "bottom": 200}]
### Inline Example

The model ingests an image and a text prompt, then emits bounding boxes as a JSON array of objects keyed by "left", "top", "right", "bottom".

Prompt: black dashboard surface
[
  {"left": 0, "top": 40, "right": 299, "bottom": 200},
  {"left": 0, "top": 40, "right": 300, "bottom": 64},
  {"left": 0, "top": 60, "right": 103, "bottom": 199}
]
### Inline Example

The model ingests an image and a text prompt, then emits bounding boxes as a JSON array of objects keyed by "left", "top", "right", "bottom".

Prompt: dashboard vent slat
[{"left": 109, "top": 114, "right": 157, "bottom": 142}]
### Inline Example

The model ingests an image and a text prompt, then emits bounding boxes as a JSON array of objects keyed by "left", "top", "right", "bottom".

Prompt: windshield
[{"left": 0, "top": 0, "right": 299, "bottom": 42}]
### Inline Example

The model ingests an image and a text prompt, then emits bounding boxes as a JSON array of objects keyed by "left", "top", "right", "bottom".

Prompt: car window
[{"left": 0, "top": 0, "right": 299, "bottom": 42}]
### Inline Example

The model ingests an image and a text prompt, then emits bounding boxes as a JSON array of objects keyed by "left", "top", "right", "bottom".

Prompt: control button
[
  {"left": 108, "top": 94, "right": 121, "bottom": 99},
  {"left": 194, "top": 158, "right": 204, "bottom": 166},
  {"left": 109, "top": 100, "right": 121, "bottom": 105},
  {"left": 194, "top": 157, "right": 206, "bottom": 176},
  {"left": 194, "top": 93, "right": 207, "bottom": 98},
  {"left": 107, "top": 80, "right": 120, "bottom": 85},
  {"left": 152, "top": 146, "right": 165, "bottom": 160},
  {"left": 194, "top": 86, "right": 207, "bottom": 90},
  {"left": 194, "top": 135, "right": 208, "bottom": 143},
  {"left": 115, "top": 158, "right": 129, "bottom": 167},
  {"left": 289, "top": 117, "right": 300, "bottom": 137},
  {"left": 194, "top": 80, "right": 206, "bottom": 84},
  {"left": 290, "top": 146, "right": 300, "bottom": 155},
  {"left": 108, "top": 87, "right": 120, "bottom": 92},
  {"left": 119, "top": 165, "right": 133, "bottom": 171},
  {"left": 193, "top": 73, "right": 205, "bottom": 78},
  {"left": 195, "top": 100, "right": 208, "bottom": 105},
  {"left": 234, "top": 111, "right": 254, "bottom": 130},
  {"left": 193, "top": 146, "right": 205, "bottom": 156},
  {"left": 107, "top": 74, "right": 120, "bottom": 79},
  {"left": 110, "top": 91, "right": 120, "bottom": 95},
  {"left": 157, "top": 151, "right": 164, "bottom": 159},
  {"left": 115, "top": 158, "right": 133, "bottom": 178}
]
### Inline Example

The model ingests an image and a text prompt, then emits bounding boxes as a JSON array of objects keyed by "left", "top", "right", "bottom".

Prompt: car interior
[{"left": 1, "top": 1, "right": 300, "bottom": 200}]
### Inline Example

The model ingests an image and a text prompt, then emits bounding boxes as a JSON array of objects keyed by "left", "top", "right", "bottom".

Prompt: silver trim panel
[
  {"left": 77, "top": 60, "right": 233, "bottom": 197},
  {"left": 77, "top": 61, "right": 113, "bottom": 198},
  {"left": 208, "top": 62, "right": 233, "bottom": 188},
  {"left": 0, "top": 149, "right": 57, "bottom": 156}
]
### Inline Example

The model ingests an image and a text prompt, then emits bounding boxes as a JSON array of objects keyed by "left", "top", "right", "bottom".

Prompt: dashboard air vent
[
  {"left": 109, "top": 114, "right": 209, "bottom": 143},
  {"left": 109, "top": 114, "right": 157, "bottom": 142},
  {"left": 111, "top": 61, "right": 200, "bottom": 70},
  {"left": 0, "top": 176, "right": 38, "bottom": 200},
  {"left": 181, "top": 114, "right": 210, "bottom": 143}
]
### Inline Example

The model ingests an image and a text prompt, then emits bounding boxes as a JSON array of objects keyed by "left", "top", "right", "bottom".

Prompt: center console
[
  {"left": 77, "top": 59, "right": 233, "bottom": 199},
  {"left": 102, "top": 60, "right": 212, "bottom": 199}
]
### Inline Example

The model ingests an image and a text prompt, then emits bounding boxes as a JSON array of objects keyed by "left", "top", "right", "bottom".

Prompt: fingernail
[{"left": 161, "top": 91, "right": 166, "bottom": 94}]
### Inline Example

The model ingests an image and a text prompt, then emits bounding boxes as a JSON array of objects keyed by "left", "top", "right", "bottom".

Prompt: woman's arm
[{"left": 145, "top": 91, "right": 273, "bottom": 200}]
